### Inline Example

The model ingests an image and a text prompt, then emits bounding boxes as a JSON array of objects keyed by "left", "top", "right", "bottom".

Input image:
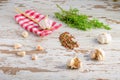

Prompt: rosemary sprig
[{"left": 54, "top": 4, "right": 111, "bottom": 31}]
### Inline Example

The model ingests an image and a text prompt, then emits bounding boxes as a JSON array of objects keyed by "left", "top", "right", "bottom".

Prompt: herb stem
[{"left": 55, "top": 5, "right": 111, "bottom": 31}]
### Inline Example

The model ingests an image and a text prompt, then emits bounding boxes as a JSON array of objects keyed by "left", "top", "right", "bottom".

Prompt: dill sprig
[{"left": 54, "top": 4, "right": 111, "bottom": 31}]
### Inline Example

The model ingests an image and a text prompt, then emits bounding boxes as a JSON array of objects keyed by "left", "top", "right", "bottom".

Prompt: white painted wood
[{"left": 0, "top": 0, "right": 120, "bottom": 80}]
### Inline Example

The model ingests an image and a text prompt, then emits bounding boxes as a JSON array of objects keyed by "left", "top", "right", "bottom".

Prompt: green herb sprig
[{"left": 54, "top": 4, "right": 111, "bottom": 31}]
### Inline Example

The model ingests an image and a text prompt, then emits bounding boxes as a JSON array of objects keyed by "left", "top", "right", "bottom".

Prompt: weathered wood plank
[{"left": 0, "top": 0, "right": 120, "bottom": 80}]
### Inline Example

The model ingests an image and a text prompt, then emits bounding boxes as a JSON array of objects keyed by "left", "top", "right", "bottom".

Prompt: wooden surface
[{"left": 0, "top": 0, "right": 120, "bottom": 80}]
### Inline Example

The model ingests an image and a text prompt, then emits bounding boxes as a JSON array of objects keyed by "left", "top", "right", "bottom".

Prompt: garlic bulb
[
  {"left": 39, "top": 16, "right": 53, "bottom": 30},
  {"left": 67, "top": 57, "right": 82, "bottom": 69},
  {"left": 90, "top": 48, "right": 105, "bottom": 61},
  {"left": 97, "top": 32, "right": 112, "bottom": 44}
]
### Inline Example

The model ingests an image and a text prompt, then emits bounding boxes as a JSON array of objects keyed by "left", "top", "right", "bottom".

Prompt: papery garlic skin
[
  {"left": 39, "top": 17, "right": 53, "bottom": 30},
  {"left": 97, "top": 33, "right": 112, "bottom": 44},
  {"left": 90, "top": 48, "right": 105, "bottom": 61},
  {"left": 67, "top": 57, "right": 81, "bottom": 69}
]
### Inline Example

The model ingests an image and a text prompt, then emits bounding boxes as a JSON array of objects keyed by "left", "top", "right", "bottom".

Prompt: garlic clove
[
  {"left": 90, "top": 50, "right": 96, "bottom": 59},
  {"left": 36, "top": 45, "right": 44, "bottom": 51},
  {"left": 45, "top": 18, "right": 53, "bottom": 29},
  {"left": 67, "top": 57, "right": 82, "bottom": 69},
  {"left": 21, "top": 31, "right": 29, "bottom": 38},
  {"left": 17, "top": 51, "right": 26, "bottom": 57},
  {"left": 39, "top": 16, "right": 53, "bottom": 30},
  {"left": 97, "top": 35, "right": 105, "bottom": 44},
  {"left": 39, "top": 19, "right": 46, "bottom": 29},
  {"left": 66, "top": 59, "right": 71, "bottom": 68},
  {"left": 105, "top": 33, "right": 112, "bottom": 44},
  {"left": 97, "top": 54, "right": 104, "bottom": 61},
  {"left": 31, "top": 54, "right": 37, "bottom": 60},
  {"left": 14, "top": 43, "right": 22, "bottom": 49}
]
